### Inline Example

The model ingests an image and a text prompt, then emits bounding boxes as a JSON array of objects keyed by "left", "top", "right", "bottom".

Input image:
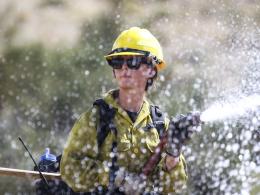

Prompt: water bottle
[{"left": 36, "top": 148, "right": 58, "bottom": 172}]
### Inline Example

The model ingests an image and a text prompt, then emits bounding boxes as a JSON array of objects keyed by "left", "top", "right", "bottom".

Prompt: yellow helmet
[{"left": 104, "top": 27, "right": 166, "bottom": 71}]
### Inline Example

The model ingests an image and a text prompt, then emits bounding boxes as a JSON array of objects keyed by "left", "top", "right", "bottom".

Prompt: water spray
[
  {"left": 200, "top": 94, "right": 260, "bottom": 122},
  {"left": 142, "top": 94, "right": 260, "bottom": 176}
]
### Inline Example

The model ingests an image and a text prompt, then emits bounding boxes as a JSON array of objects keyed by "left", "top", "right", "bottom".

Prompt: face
[{"left": 112, "top": 56, "right": 156, "bottom": 91}]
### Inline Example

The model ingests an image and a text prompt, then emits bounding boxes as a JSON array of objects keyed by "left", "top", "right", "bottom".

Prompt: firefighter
[{"left": 61, "top": 27, "right": 189, "bottom": 194}]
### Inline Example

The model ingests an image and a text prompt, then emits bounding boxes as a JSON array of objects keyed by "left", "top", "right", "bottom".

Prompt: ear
[{"left": 146, "top": 68, "right": 156, "bottom": 78}]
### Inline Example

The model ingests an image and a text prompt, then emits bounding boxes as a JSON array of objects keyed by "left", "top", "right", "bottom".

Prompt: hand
[
  {"left": 164, "top": 155, "right": 180, "bottom": 171},
  {"left": 166, "top": 112, "right": 201, "bottom": 157},
  {"left": 114, "top": 168, "right": 146, "bottom": 195}
]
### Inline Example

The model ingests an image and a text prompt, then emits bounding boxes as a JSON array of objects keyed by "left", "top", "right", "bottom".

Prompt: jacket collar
[{"left": 103, "top": 89, "right": 151, "bottom": 126}]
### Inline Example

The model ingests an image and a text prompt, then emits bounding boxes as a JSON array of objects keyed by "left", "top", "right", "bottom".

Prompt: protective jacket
[{"left": 60, "top": 89, "right": 188, "bottom": 194}]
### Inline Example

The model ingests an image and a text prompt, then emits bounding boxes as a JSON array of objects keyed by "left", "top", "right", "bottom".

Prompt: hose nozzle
[{"left": 188, "top": 111, "right": 201, "bottom": 126}]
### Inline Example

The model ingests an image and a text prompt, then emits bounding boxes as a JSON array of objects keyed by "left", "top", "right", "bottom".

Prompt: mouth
[{"left": 121, "top": 74, "right": 131, "bottom": 79}]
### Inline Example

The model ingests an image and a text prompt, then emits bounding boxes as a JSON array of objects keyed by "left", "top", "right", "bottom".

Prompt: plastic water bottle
[{"left": 37, "top": 148, "right": 58, "bottom": 172}]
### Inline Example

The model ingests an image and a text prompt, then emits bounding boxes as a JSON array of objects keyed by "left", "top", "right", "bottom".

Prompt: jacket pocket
[{"left": 117, "top": 139, "right": 131, "bottom": 152}]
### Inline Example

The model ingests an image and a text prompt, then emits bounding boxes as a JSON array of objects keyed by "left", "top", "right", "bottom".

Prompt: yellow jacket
[{"left": 61, "top": 90, "right": 188, "bottom": 193}]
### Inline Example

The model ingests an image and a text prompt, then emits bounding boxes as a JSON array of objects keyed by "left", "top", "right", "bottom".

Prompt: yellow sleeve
[
  {"left": 60, "top": 107, "right": 109, "bottom": 192},
  {"left": 158, "top": 153, "right": 188, "bottom": 194}
]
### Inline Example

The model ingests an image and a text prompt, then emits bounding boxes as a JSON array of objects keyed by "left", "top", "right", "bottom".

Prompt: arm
[
  {"left": 60, "top": 107, "right": 109, "bottom": 192},
  {"left": 164, "top": 155, "right": 181, "bottom": 171},
  {"left": 140, "top": 116, "right": 188, "bottom": 193},
  {"left": 158, "top": 112, "right": 201, "bottom": 193},
  {"left": 157, "top": 117, "right": 188, "bottom": 194}
]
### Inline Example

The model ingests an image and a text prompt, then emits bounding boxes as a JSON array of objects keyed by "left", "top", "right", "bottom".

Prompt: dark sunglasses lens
[
  {"left": 127, "top": 57, "right": 143, "bottom": 69},
  {"left": 141, "top": 57, "right": 151, "bottom": 66},
  {"left": 107, "top": 57, "right": 124, "bottom": 69},
  {"left": 107, "top": 56, "right": 150, "bottom": 69}
]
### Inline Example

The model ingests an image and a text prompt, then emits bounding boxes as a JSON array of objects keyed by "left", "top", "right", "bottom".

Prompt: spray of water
[{"left": 200, "top": 94, "right": 260, "bottom": 122}]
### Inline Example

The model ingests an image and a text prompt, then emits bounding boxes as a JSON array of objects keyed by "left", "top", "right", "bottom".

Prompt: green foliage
[{"left": 0, "top": 18, "right": 119, "bottom": 167}]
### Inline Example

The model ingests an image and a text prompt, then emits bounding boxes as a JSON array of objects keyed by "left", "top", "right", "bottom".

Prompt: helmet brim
[{"left": 104, "top": 52, "right": 145, "bottom": 59}]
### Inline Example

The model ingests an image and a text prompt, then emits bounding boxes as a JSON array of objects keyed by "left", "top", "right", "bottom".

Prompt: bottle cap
[{"left": 40, "top": 148, "right": 57, "bottom": 162}]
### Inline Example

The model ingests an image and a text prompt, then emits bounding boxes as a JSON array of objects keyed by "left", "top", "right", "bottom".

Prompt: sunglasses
[{"left": 106, "top": 56, "right": 152, "bottom": 70}]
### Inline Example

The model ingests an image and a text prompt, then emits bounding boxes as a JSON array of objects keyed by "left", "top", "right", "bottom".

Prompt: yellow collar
[{"left": 103, "top": 89, "right": 151, "bottom": 125}]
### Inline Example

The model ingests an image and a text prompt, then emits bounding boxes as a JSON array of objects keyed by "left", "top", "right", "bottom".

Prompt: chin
[
  {"left": 119, "top": 82, "right": 142, "bottom": 91},
  {"left": 119, "top": 84, "right": 134, "bottom": 90}
]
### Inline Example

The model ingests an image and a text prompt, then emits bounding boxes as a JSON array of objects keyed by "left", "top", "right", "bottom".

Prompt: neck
[{"left": 118, "top": 88, "right": 146, "bottom": 112}]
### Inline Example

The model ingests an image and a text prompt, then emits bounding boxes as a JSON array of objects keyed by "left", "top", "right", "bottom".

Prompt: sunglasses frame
[{"left": 106, "top": 56, "right": 153, "bottom": 70}]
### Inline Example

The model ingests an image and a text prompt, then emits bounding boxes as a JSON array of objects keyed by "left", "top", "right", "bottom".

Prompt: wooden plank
[{"left": 0, "top": 167, "right": 61, "bottom": 180}]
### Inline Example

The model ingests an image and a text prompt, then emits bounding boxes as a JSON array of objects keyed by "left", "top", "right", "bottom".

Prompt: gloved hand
[
  {"left": 166, "top": 112, "right": 201, "bottom": 157},
  {"left": 114, "top": 168, "right": 146, "bottom": 195}
]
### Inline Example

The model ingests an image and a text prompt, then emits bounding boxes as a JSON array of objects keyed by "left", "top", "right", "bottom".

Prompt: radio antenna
[{"left": 18, "top": 137, "right": 49, "bottom": 189}]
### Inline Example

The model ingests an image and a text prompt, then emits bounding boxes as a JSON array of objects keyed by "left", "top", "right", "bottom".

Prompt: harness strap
[
  {"left": 93, "top": 99, "right": 116, "bottom": 149},
  {"left": 93, "top": 99, "right": 118, "bottom": 190}
]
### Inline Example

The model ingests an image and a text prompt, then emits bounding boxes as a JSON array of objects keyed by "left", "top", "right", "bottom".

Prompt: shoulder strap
[
  {"left": 93, "top": 99, "right": 118, "bottom": 189},
  {"left": 150, "top": 105, "right": 166, "bottom": 138},
  {"left": 93, "top": 99, "right": 116, "bottom": 149}
]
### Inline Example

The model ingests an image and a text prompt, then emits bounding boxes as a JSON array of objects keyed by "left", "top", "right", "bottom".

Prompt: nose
[{"left": 122, "top": 61, "right": 128, "bottom": 70}]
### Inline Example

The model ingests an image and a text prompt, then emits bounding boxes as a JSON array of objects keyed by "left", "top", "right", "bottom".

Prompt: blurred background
[{"left": 0, "top": 0, "right": 259, "bottom": 194}]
